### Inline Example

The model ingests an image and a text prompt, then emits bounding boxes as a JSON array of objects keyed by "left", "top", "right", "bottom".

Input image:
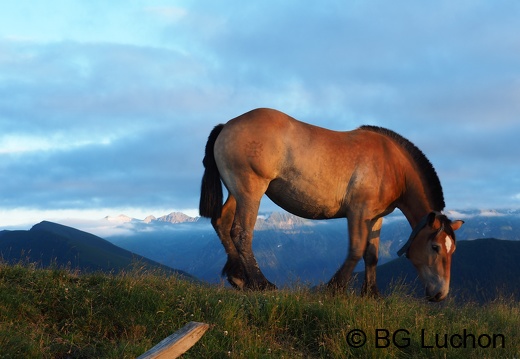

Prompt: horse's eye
[{"left": 431, "top": 244, "right": 441, "bottom": 253}]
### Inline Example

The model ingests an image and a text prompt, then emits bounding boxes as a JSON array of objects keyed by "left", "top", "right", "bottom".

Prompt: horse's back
[
  {"left": 222, "top": 108, "right": 303, "bottom": 135},
  {"left": 215, "top": 108, "right": 341, "bottom": 174},
  {"left": 217, "top": 108, "right": 389, "bottom": 159},
  {"left": 218, "top": 108, "right": 343, "bottom": 149}
]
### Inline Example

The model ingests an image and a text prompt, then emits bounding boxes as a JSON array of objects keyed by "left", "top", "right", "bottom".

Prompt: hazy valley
[{"left": 101, "top": 209, "right": 520, "bottom": 286}]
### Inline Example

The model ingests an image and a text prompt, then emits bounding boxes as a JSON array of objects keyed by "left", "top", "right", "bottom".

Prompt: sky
[{"left": 1, "top": 0, "right": 520, "bottom": 228}]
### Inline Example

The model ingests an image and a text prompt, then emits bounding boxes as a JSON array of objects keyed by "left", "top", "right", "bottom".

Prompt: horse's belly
[{"left": 265, "top": 179, "right": 344, "bottom": 219}]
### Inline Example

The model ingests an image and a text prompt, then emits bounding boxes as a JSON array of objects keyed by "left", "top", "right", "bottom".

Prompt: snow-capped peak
[
  {"left": 143, "top": 215, "right": 157, "bottom": 224},
  {"left": 157, "top": 212, "right": 197, "bottom": 224}
]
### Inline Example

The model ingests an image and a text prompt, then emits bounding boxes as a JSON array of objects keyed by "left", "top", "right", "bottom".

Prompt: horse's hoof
[
  {"left": 263, "top": 281, "right": 277, "bottom": 291},
  {"left": 244, "top": 280, "right": 277, "bottom": 291},
  {"left": 310, "top": 284, "right": 327, "bottom": 293},
  {"left": 256, "top": 281, "right": 277, "bottom": 291},
  {"left": 361, "top": 290, "right": 382, "bottom": 299},
  {"left": 228, "top": 276, "right": 246, "bottom": 290},
  {"left": 325, "top": 280, "right": 351, "bottom": 296}
]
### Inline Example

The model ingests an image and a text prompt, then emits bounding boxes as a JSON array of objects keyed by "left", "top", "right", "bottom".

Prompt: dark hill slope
[
  {"left": 0, "top": 221, "right": 193, "bottom": 279},
  {"left": 366, "top": 238, "right": 520, "bottom": 302}
]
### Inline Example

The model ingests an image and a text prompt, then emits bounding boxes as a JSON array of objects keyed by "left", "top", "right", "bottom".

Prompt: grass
[{"left": 0, "top": 262, "right": 518, "bottom": 358}]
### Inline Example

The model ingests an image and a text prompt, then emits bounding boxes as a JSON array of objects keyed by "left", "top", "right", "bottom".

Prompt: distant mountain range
[
  {"left": 104, "top": 212, "right": 198, "bottom": 225},
  {"left": 1, "top": 210, "right": 519, "bottom": 303},
  {"left": 100, "top": 208, "right": 520, "bottom": 240}
]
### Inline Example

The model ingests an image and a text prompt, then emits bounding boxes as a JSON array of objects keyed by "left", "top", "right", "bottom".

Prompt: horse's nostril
[
  {"left": 432, "top": 292, "right": 445, "bottom": 302},
  {"left": 427, "top": 291, "right": 445, "bottom": 302}
]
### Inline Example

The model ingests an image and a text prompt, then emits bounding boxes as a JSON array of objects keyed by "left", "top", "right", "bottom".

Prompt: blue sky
[{"left": 1, "top": 1, "right": 520, "bottom": 227}]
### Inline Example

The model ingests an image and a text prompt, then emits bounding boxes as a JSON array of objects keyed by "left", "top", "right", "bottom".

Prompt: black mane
[{"left": 359, "top": 125, "right": 445, "bottom": 211}]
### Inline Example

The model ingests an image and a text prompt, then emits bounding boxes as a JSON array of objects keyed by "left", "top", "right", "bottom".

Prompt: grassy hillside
[{"left": 1, "top": 262, "right": 518, "bottom": 358}]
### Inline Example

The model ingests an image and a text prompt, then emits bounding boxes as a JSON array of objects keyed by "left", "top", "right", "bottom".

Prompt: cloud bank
[{"left": 1, "top": 1, "right": 520, "bottom": 225}]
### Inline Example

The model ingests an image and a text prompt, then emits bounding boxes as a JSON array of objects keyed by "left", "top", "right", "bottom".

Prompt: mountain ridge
[
  {"left": 361, "top": 238, "right": 520, "bottom": 302},
  {"left": 99, "top": 208, "right": 520, "bottom": 231},
  {"left": 103, "top": 211, "right": 200, "bottom": 225},
  {"left": 0, "top": 221, "right": 193, "bottom": 279}
]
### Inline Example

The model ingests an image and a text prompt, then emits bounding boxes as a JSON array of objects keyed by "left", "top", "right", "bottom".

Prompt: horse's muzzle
[{"left": 426, "top": 290, "right": 448, "bottom": 302}]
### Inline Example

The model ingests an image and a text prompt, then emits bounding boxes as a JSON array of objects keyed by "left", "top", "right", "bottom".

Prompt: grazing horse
[{"left": 199, "top": 108, "right": 463, "bottom": 301}]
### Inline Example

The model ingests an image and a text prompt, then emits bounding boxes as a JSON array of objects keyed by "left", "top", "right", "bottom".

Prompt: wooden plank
[{"left": 137, "top": 321, "right": 210, "bottom": 359}]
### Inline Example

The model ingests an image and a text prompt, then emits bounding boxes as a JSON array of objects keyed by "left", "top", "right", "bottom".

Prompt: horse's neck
[{"left": 398, "top": 190, "right": 433, "bottom": 229}]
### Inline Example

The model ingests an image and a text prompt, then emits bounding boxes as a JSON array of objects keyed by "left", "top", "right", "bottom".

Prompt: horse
[{"left": 199, "top": 108, "right": 464, "bottom": 301}]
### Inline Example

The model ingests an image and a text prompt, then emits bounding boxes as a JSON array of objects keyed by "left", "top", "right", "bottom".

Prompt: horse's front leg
[
  {"left": 231, "top": 202, "right": 276, "bottom": 291},
  {"left": 327, "top": 215, "right": 369, "bottom": 292},
  {"left": 361, "top": 217, "right": 382, "bottom": 298}
]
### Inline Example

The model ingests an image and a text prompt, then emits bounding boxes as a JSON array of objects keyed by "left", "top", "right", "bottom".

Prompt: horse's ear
[
  {"left": 450, "top": 220, "right": 464, "bottom": 231},
  {"left": 427, "top": 212, "right": 442, "bottom": 230}
]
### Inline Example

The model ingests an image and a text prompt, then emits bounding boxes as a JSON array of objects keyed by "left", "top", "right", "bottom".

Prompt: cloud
[
  {"left": 1, "top": 0, "right": 520, "bottom": 227},
  {"left": 0, "top": 126, "right": 206, "bottom": 210},
  {"left": 145, "top": 6, "right": 187, "bottom": 23},
  {"left": 0, "top": 37, "right": 220, "bottom": 215}
]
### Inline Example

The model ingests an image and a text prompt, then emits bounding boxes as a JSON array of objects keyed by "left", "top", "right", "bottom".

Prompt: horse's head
[{"left": 398, "top": 212, "right": 464, "bottom": 302}]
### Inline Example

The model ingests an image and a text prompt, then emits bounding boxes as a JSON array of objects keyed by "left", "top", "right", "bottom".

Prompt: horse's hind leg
[
  {"left": 212, "top": 195, "right": 247, "bottom": 289},
  {"left": 231, "top": 199, "right": 276, "bottom": 290},
  {"left": 361, "top": 217, "right": 382, "bottom": 298}
]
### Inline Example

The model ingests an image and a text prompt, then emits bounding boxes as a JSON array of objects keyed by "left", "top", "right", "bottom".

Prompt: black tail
[{"left": 199, "top": 124, "right": 225, "bottom": 220}]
